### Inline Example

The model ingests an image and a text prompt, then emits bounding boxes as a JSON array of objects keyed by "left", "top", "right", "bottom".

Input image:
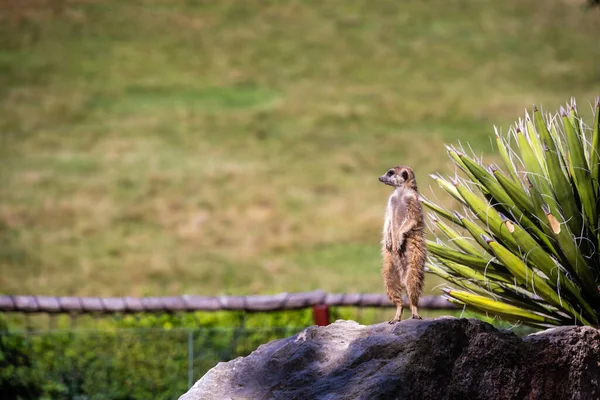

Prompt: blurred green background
[{"left": 1, "top": 0, "right": 599, "bottom": 298}]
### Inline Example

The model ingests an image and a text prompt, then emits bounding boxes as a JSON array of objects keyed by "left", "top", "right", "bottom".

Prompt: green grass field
[{"left": 1, "top": 0, "right": 599, "bottom": 298}]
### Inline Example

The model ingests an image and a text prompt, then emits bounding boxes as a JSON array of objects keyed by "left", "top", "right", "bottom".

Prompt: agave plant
[{"left": 424, "top": 98, "right": 600, "bottom": 328}]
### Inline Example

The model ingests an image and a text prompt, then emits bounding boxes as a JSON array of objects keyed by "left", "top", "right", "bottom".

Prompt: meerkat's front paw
[
  {"left": 388, "top": 318, "right": 399, "bottom": 324},
  {"left": 385, "top": 235, "right": 393, "bottom": 252},
  {"left": 394, "top": 233, "right": 404, "bottom": 253},
  {"left": 397, "top": 233, "right": 405, "bottom": 251},
  {"left": 410, "top": 314, "right": 422, "bottom": 320}
]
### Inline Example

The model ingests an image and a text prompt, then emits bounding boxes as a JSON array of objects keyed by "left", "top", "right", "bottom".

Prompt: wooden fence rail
[{"left": 0, "top": 291, "right": 455, "bottom": 314}]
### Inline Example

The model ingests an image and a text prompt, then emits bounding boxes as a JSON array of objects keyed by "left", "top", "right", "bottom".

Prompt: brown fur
[{"left": 379, "top": 165, "right": 426, "bottom": 323}]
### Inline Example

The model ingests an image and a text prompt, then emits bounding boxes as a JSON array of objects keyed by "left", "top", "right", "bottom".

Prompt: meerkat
[{"left": 378, "top": 165, "right": 426, "bottom": 323}]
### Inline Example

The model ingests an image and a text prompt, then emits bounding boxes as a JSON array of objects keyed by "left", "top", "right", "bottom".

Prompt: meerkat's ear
[{"left": 401, "top": 170, "right": 409, "bottom": 180}]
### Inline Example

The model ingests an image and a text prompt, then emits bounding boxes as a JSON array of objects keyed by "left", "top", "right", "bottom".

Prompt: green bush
[
  {"left": 0, "top": 318, "right": 43, "bottom": 400},
  {"left": 0, "top": 311, "right": 313, "bottom": 400}
]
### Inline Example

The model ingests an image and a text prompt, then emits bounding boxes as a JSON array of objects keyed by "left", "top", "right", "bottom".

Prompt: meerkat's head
[{"left": 378, "top": 165, "right": 417, "bottom": 190}]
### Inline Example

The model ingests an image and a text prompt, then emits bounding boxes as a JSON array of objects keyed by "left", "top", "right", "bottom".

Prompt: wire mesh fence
[{"left": 2, "top": 324, "right": 306, "bottom": 400}]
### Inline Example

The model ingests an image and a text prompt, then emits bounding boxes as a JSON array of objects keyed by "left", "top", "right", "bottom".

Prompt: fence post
[
  {"left": 312, "top": 304, "right": 330, "bottom": 326},
  {"left": 188, "top": 329, "right": 194, "bottom": 388}
]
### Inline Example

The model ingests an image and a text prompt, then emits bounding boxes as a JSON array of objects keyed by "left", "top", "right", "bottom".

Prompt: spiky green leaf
[{"left": 445, "top": 290, "right": 561, "bottom": 326}]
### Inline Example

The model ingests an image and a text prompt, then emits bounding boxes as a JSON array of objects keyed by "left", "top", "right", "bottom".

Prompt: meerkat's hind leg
[
  {"left": 389, "top": 302, "right": 403, "bottom": 324},
  {"left": 407, "top": 283, "right": 423, "bottom": 319},
  {"left": 405, "top": 253, "right": 424, "bottom": 320},
  {"left": 405, "top": 286, "right": 421, "bottom": 319},
  {"left": 409, "top": 306, "right": 422, "bottom": 319},
  {"left": 386, "top": 281, "right": 404, "bottom": 324},
  {"left": 383, "top": 251, "right": 404, "bottom": 324}
]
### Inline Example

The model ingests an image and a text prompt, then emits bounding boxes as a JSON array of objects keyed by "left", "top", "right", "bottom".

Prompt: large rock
[{"left": 180, "top": 317, "right": 600, "bottom": 400}]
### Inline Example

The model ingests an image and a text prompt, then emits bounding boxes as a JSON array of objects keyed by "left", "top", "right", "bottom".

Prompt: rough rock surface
[{"left": 179, "top": 317, "right": 600, "bottom": 400}]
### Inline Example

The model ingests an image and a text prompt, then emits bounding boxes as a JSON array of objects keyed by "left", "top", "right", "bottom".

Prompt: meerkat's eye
[
  {"left": 401, "top": 170, "right": 409, "bottom": 180},
  {"left": 386, "top": 170, "right": 394, "bottom": 177}
]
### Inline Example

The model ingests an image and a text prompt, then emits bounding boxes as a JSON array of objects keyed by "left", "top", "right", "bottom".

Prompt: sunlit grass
[{"left": 1, "top": 0, "right": 599, "bottom": 297}]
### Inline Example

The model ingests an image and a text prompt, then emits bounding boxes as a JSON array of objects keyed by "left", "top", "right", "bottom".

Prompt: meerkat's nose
[{"left": 378, "top": 176, "right": 385, "bottom": 182}]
